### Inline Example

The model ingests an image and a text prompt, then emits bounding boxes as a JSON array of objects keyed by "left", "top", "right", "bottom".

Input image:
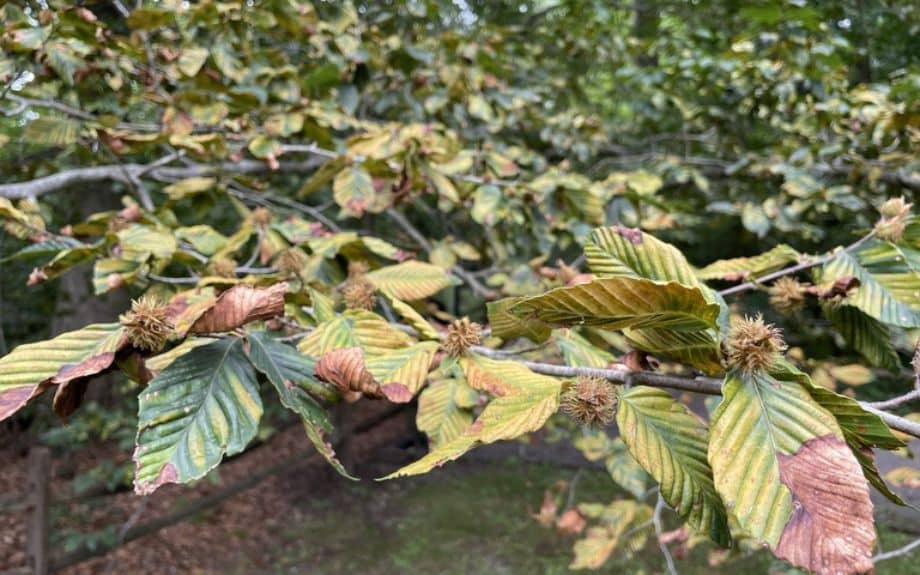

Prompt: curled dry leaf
[
  {"left": 775, "top": 435, "right": 875, "bottom": 575},
  {"left": 314, "top": 347, "right": 413, "bottom": 404},
  {"left": 190, "top": 283, "right": 286, "bottom": 334}
]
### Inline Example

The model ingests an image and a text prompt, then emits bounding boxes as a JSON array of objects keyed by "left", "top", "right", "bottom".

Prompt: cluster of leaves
[{"left": 1, "top": 1, "right": 919, "bottom": 574}]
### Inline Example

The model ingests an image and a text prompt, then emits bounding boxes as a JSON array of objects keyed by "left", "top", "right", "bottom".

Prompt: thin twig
[
  {"left": 718, "top": 231, "right": 877, "bottom": 296},
  {"left": 873, "top": 537, "right": 920, "bottom": 563},
  {"left": 653, "top": 493, "right": 679, "bottom": 575},
  {"left": 866, "top": 389, "right": 920, "bottom": 410}
]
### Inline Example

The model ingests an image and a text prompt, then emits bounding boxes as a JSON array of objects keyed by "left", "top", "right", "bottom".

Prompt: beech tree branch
[
  {"left": 718, "top": 230, "right": 877, "bottom": 296},
  {"left": 0, "top": 157, "right": 327, "bottom": 199}
]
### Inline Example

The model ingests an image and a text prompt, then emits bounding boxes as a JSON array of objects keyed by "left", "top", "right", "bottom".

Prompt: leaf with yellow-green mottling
[
  {"left": 0, "top": 323, "right": 125, "bottom": 421},
  {"left": 134, "top": 338, "right": 262, "bottom": 494},
  {"left": 382, "top": 356, "right": 560, "bottom": 478},
  {"left": 416, "top": 376, "right": 477, "bottom": 447},
  {"left": 297, "top": 310, "right": 411, "bottom": 358},
  {"left": 617, "top": 386, "right": 730, "bottom": 546},
  {"left": 366, "top": 260, "right": 456, "bottom": 301},
  {"left": 366, "top": 341, "right": 438, "bottom": 395},
  {"left": 385, "top": 296, "right": 440, "bottom": 340}
]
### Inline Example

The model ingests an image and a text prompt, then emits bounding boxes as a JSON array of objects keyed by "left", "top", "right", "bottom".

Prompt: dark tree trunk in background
[
  {"left": 51, "top": 190, "right": 130, "bottom": 405},
  {"left": 634, "top": 0, "right": 660, "bottom": 67}
]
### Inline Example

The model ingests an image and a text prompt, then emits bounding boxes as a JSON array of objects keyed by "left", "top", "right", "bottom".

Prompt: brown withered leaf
[
  {"left": 556, "top": 509, "right": 587, "bottom": 535},
  {"left": 775, "top": 435, "right": 875, "bottom": 575},
  {"left": 165, "top": 287, "right": 218, "bottom": 337},
  {"left": 189, "top": 283, "right": 286, "bottom": 334},
  {"left": 315, "top": 347, "right": 379, "bottom": 400}
]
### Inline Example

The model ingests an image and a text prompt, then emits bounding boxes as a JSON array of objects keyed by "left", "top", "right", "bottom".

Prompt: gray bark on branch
[{"left": 0, "top": 157, "right": 326, "bottom": 199}]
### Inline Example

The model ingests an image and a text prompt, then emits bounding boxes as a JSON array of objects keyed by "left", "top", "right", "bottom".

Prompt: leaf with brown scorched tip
[
  {"left": 774, "top": 435, "right": 875, "bottom": 575},
  {"left": 770, "top": 360, "right": 909, "bottom": 507},
  {"left": 134, "top": 338, "right": 262, "bottom": 495},
  {"left": 189, "top": 283, "right": 286, "bottom": 334},
  {"left": 366, "top": 341, "right": 439, "bottom": 395},
  {"left": 0, "top": 323, "right": 126, "bottom": 421},
  {"left": 708, "top": 369, "right": 877, "bottom": 575},
  {"left": 381, "top": 356, "right": 561, "bottom": 479},
  {"left": 165, "top": 287, "right": 218, "bottom": 337},
  {"left": 314, "top": 346, "right": 413, "bottom": 403}
]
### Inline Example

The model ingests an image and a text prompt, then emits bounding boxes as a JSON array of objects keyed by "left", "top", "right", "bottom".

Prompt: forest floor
[{"left": 1, "top": 401, "right": 918, "bottom": 575}]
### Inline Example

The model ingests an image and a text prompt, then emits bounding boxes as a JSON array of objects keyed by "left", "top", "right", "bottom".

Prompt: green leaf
[
  {"left": 823, "top": 304, "right": 900, "bottom": 371},
  {"left": 23, "top": 117, "right": 81, "bottom": 147},
  {"left": 297, "top": 310, "right": 412, "bottom": 358},
  {"left": 211, "top": 37, "right": 245, "bottom": 82},
  {"left": 134, "top": 338, "right": 262, "bottom": 494},
  {"left": 487, "top": 297, "right": 552, "bottom": 343},
  {"left": 0, "top": 323, "right": 124, "bottom": 421},
  {"left": 816, "top": 250, "right": 920, "bottom": 327},
  {"left": 127, "top": 7, "right": 174, "bottom": 30},
  {"left": 383, "top": 356, "right": 561, "bottom": 478},
  {"left": 506, "top": 277, "right": 720, "bottom": 332},
  {"left": 117, "top": 224, "right": 177, "bottom": 262},
  {"left": 246, "top": 331, "right": 335, "bottom": 423},
  {"left": 0, "top": 237, "right": 85, "bottom": 264},
  {"left": 622, "top": 327, "right": 722, "bottom": 375},
  {"left": 585, "top": 225, "right": 703, "bottom": 288},
  {"left": 556, "top": 329, "right": 615, "bottom": 368},
  {"left": 769, "top": 360, "right": 908, "bottom": 506},
  {"left": 175, "top": 225, "right": 228, "bottom": 256},
  {"left": 708, "top": 369, "right": 850, "bottom": 547},
  {"left": 617, "top": 386, "right": 731, "bottom": 546},
  {"left": 384, "top": 296, "right": 440, "bottom": 340},
  {"left": 365, "top": 341, "right": 438, "bottom": 395},
  {"left": 333, "top": 164, "right": 376, "bottom": 217},
  {"left": 697, "top": 244, "right": 800, "bottom": 281},
  {"left": 246, "top": 332, "right": 355, "bottom": 480},
  {"left": 366, "top": 261, "right": 455, "bottom": 301},
  {"left": 416, "top": 376, "right": 477, "bottom": 447}
]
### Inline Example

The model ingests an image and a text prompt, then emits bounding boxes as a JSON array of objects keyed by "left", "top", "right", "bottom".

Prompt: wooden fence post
[{"left": 27, "top": 447, "right": 50, "bottom": 575}]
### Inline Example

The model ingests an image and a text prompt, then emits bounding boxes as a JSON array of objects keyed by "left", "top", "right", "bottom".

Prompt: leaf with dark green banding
[
  {"left": 0, "top": 323, "right": 125, "bottom": 421},
  {"left": 507, "top": 277, "right": 720, "bottom": 332},
  {"left": 247, "top": 331, "right": 335, "bottom": 423},
  {"left": 616, "top": 386, "right": 730, "bottom": 546},
  {"left": 815, "top": 250, "right": 920, "bottom": 327},
  {"left": 769, "top": 360, "right": 908, "bottom": 506},
  {"left": 134, "top": 338, "right": 262, "bottom": 494},
  {"left": 708, "top": 369, "right": 876, "bottom": 575},
  {"left": 487, "top": 297, "right": 552, "bottom": 343},
  {"left": 823, "top": 304, "right": 900, "bottom": 371},
  {"left": 244, "top": 331, "right": 354, "bottom": 480},
  {"left": 366, "top": 341, "right": 439, "bottom": 395},
  {"left": 696, "top": 244, "right": 800, "bottom": 281},
  {"left": 298, "top": 310, "right": 411, "bottom": 358}
]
